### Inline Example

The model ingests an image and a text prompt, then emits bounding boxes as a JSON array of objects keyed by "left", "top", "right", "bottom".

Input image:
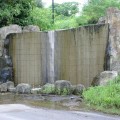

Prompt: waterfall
[{"left": 48, "top": 31, "right": 55, "bottom": 83}]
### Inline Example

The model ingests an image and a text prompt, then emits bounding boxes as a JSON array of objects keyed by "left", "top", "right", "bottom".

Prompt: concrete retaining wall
[
  {"left": 9, "top": 24, "right": 109, "bottom": 87},
  {"left": 54, "top": 24, "right": 109, "bottom": 87}
]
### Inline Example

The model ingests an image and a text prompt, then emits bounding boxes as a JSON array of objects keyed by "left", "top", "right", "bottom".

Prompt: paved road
[{"left": 0, "top": 104, "right": 119, "bottom": 120}]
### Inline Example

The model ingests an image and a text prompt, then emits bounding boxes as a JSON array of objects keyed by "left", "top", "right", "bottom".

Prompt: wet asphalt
[{"left": 0, "top": 104, "right": 120, "bottom": 120}]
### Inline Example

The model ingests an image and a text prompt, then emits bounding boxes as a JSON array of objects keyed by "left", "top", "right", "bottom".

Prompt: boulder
[
  {"left": 4, "top": 38, "right": 10, "bottom": 48},
  {"left": 8, "top": 87, "right": 16, "bottom": 93},
  {"left": 6, "top": 81, "right": 14, "bottom": 90},
  {"left": 72, "top": 84, "right": 85, "bottom": 95},
  {"left": 41, "top": 83, "right": 55, "bottom": 94},
  {"left": 92, "top": 71, "right": 118, "bottom": 86},
  {"left": 5, "top": 56, "right": 13, "bottom": 67},
  {"left": 97, "top": 17, "right": 106, "bottom": 24},
  {"left": 31, "top": 88, "right": 42, "bottom": 94},
  {"left": 23, "top": 25, "right": 40, "bottom": 32},
  {"left": 0, "top": 57, "right": 6, "bottom": 70},
  {"left": 0, "top": 24, "right": 22, "bottom": 39},
  {"left": 55, "top": 80, "right": 72, "bottom": 95},
  {"left": 105, "top": 8, "right": 120, "bottom": 72},
  {"left": 0, "top": 67, "right": 12, "bottom": 82},
  {"left": 0, "top": 81, "right": 14, "bottom": 92},
  {"left": 0, "top": 83, "right": 7, "bottom": 92},
  {"left": 16, "top": 83, "right": 31, "bottom": 94}
]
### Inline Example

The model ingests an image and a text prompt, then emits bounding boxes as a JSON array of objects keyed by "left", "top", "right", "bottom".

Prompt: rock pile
[{"left": 0, "top": 80, "right": 85, "bottom": 96}]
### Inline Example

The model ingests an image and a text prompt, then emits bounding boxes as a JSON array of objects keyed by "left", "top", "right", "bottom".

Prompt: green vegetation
[
  {"left": 55, "top": 87, "right": 71, "bottom": 95},
  {"left": 35, "top": 0, "right": 43, "bottom": 8},
  {"left": 41, "top": 84, "right": 55, "bottom": 94},
  {"left": 1, "top": 0, "right": 120, "bottom": 30},
  {"left": 0, "top": 0, "right": 34, "bottom": 27},
  {"left": 54, "top": 16, "right": 78, "bottom": 29},
  {"left": 31, "top": 7, "right": 53, "bottom": 30},
  {"left": 49, "top": 2, "right": 79, "bottom": 17},
  {"left": 32, "top": 0, "right": 120, "bottom": 30},
  {"left": 77, "top": 0, "right": 120, "bottom": 25},
  {"left": 83, "top": 76, "right": 120, "bottom": 115}
]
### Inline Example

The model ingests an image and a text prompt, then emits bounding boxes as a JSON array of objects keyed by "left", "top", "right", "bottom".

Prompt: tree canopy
[
  {"left": 50, "top": 2, "right": 79, "bottom": 17},
  {"left": 0, "top": 0, "right": 34, "bottom": 27},
  {"left": 35, "top": 0, "right": 43, "bottom": 8},
  {"left": 77, "top": 0, "right": 120, "bottom": 25},
  {"left": 1, "top": 0, "right": 120, "bottom": 30},
  {"left": 31, "top": 7, "right": 52, "bottom": 30}
]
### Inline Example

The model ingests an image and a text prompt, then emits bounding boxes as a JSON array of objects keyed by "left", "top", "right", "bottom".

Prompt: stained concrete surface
[
  {"left": 0, "top": 104, "right": 119, "bottom": 120},
  {"left": 9, "top": 24, "right": 108, "bottom": 87}
]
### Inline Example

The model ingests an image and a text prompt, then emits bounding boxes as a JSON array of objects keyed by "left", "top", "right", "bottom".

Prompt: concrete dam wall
[{"left": 9, "top": 24, "right": 109, "bottom": 87}]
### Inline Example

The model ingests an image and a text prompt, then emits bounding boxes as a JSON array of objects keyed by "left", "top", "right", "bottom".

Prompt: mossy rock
[
  {"left": 41, "top": 83, "right": 55, "bottom": 94},
  {"left": 72, "top": 84, "right": 85, "bottom": 95},
  {"left": 55, "top": 80, "right": 72, "bottom": 95}
]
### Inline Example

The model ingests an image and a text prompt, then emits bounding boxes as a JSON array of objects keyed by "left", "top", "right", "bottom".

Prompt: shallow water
[{"left": 0, "top": 93, "right": 86, "bottom": 111}]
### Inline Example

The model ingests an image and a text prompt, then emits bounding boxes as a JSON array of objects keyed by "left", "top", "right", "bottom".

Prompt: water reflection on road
[{"left": 0, "top": 93, "right": 86, "bottom": 111}]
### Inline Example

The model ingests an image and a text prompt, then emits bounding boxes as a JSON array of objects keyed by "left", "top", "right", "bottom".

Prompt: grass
[{"left": 83, "top": 76, "right": 120, "bottom": 115}]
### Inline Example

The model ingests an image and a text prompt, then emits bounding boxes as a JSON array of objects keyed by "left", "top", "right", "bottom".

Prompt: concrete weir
[{"left": 8, "top": 24, "right": 109, "bottom": 87}]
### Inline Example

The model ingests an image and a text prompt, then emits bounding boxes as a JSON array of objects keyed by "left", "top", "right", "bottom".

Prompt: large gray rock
[
  {"left": 0, "top": 67, "right": 12, "bottom": 83},
  {"left": 72, "top": 84, "right": 85, "bottom": 95},
  {"left": 0, "top": 81, "right": 14, "bottom": 92},
  {"left": 0, "top": 83, "right": 7, "bottom": 92},
  {"left": 105, "top": 8, "right": 120, "bottom": 72},
  {"left": 6, "top": 81, "right": 14, "bottom": 90},
  {"left": 23, "top": 25, "right": 40, "bottom": 32},
  {"left": 97, "top": 17, "right": 106, "bottom": 24},
  {"left": 16, "top": 83, "right": 31, "bottom": 94},
  {"left": 31, "top": 88, "right": 42, "bottom": 94},
  {"left": 92, "top": 71, "right": 118, "bottom": 86},
  {"left": 0, "top": 24, "right": 22, "bottom": 39},
  {"left": 0, "top": 25, "right": 22, "bottom": 56},
  {"left": 55, "top": 80, "right": 72, "bottom": 95},
  {"left": 5, "top": 56, "right": 12, "bottom": 67},
  {"left": 41, "top": 83, "right": 55, "bottom": 94},
  {"left": 8, "top": 87, "right": 16, "bottom": 93}
]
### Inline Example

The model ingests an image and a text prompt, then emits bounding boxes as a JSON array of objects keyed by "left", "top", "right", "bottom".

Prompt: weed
[{"left": 83, "top": 76, "right": 120, "bottom": 114}]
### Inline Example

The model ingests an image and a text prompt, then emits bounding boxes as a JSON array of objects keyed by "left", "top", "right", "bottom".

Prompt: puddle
[{"left": 0, "top": 93, "right": 87, "bottom": 111}]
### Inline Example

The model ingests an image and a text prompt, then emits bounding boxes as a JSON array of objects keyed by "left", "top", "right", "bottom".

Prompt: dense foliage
[
  {"left": 0, "top": 0, "right": 34, "bottom": 27},
  {"left": 77, "top": 0, "right": 120, "bottom": 25},
  {"left": 31, "top": 7, "right": 53, "bottom": 30},
  {"left": 50, "top": 2, "right": 79, "bottom": 17},
  {"left": 83, "top": 77, "right": 120, "bottom": 114},
  {"left": 1, "top": 0, "right": 120, "bottom": 30},
  {"left": 35, "top": 0, "right": 43, "bottom": 8},
  {"left": 54, "top": 16, "right": 78, "bottom": 29}
]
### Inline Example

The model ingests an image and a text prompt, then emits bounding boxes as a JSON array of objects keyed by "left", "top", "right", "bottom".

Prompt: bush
[
  {"left": 55, "top": 88, "right": 71, "bottom": 95},
  {"left": 53, "top": 16, "right": 78, "bottom": 29},
  {"left": 41, "top": 83, "right": 55, "bottom": 94},
  {"left": 31, "top": 7, "right": 53, "bottom": 30},
  {"left": 83, "top": 76, "right": 120, "bottom": 109},
  {"left": 0, "top": 0, "right": 34, "bottom": 27}
]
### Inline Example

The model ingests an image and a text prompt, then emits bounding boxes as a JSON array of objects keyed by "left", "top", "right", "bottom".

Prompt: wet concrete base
[
  {"left": 0, "top": 93, "right": 85, "bottom": 111},
  {"left": 0, "top": 93, "right": 120, "bottom": 120},
  {"left": 0, "top": 104, "right": 119, "bottom": 120}
]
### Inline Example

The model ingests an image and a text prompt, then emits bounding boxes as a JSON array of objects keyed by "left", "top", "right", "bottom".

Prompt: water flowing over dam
[
  {"left": 9, "top": 24, "right": 109, "bottom": 87},
  {"left": 48, "top": 31, "right": 55, "bottom": 83}
]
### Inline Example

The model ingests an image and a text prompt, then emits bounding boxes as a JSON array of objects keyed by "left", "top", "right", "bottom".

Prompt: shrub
[
  {"left": 83, "top": 76, "right": 120, "bottom": 109},
  {"left": 53, "top": 16, "right": 78, "bottom": 29},
  {"left": 0, "top": 0, "right": 33, "bottom": 27},
  {"left": 41, "top": 83, "right": 55, "bottom": 94},
  {"left": 55, "top": 87, "right": 71, "bottom": 95}
]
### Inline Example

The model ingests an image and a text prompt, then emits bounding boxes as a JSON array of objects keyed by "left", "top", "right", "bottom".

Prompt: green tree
[
  {"left": 31, "top": 7, "right": 52, "bottom": 30},
  {"left": 77, "top": 0, "right": 120, "bottom": 25},
  {"left": 50, "top": 2, "right": 79, "bottom": 16},
  {"left": 35, "top": 0, "right": 43, "bottom": 8},
  {"left": 0, "top": 0, "right": 34, "bottom": 27}
]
